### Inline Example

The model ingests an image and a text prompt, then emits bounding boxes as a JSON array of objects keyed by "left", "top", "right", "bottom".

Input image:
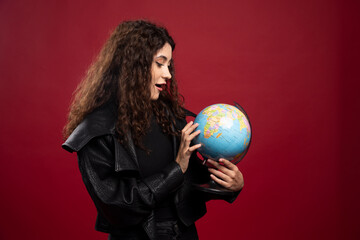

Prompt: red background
[{"left": 1, "top": 0, "right": 359, "bottom": 239}]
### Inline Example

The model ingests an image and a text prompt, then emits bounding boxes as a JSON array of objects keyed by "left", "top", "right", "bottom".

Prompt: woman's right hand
[{"left": 176, "top": 121, "right": 202, "bottom": 173}]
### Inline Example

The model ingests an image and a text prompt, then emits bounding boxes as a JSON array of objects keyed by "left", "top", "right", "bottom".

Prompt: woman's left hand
[{"left": 207, "top": 159, "right": 244, "bottom": 192}]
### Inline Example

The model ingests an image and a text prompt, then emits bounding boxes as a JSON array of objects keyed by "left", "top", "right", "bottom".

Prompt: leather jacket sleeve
[{"left": 77, "top": 134, "right": 184, "bottom": 227}]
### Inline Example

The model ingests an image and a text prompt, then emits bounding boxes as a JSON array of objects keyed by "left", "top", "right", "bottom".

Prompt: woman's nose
[{"left": 162, "top": 67, "right": 172, "bottom": 79}]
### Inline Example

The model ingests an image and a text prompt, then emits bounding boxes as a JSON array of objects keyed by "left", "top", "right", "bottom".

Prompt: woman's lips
[{"left": 155, "top": 83, "right": 166, "bottom": 91}]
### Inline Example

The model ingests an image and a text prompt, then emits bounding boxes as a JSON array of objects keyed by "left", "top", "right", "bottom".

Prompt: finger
[
  {"left": 207, "top": 159, "right": 232, "bottom": 175},
  {"left": 188, "top": 144, "right": 202, "bottom": 152},
  {"left": 208, "top": 168, "right": 231, "bottom": 182},
  {"left": 185, "top": 122, "right": 199, "bottom": 134},
  {"left": 182, "top": 121, "right": 194, "bottom": 133},
  {"left": 188, "top": 130, "right": 201, "bottom": 140},
  {"left": 219, "top": 158, "right": 238, "bottom": 171},
  {"left": 181, "top": 130, "right": 200, "bottom": 150},
  {"left": 210, "top": 174, "right": 229, "bottom": 188}
]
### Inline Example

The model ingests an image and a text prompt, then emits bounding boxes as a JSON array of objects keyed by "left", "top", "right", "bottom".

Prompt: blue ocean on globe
[{"left": 193, "top": 103, "right": 251, "bottom": 162}]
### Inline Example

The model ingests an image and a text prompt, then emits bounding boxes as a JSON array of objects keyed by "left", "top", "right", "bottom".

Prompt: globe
[{"left": 193, "top": 103, "right": 251, "bottom": 163}]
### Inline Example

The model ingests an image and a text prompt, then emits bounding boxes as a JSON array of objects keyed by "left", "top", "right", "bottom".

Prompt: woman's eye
[{"left": 156, "top": 62, "right": 163, "bottom": 67}]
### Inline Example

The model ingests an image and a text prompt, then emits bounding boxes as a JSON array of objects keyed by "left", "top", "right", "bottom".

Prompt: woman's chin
[{"left": 150, "top": 95, "right": 159, "bottom": 101}]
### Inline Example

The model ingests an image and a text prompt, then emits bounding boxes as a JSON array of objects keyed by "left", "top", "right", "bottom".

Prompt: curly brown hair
[{"left": 63, "top": 20, "right": 185, "bottom": 146}]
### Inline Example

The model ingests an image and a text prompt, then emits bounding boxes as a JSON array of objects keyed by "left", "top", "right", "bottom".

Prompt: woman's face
[{"left": 150, "top": 42, "right": 172, "bottom": 100}]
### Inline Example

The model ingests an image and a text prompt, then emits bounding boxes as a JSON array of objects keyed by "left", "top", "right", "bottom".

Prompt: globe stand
[{"left": 193, "top": 180, "right": 237, "bottom": 196}]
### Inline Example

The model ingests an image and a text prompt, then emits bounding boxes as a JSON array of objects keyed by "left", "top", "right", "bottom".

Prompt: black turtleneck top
[{"left": 135, "top": 115, "right": 178, "bottom": 220}]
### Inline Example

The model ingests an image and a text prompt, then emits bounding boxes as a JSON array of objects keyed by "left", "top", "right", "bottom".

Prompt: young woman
[{"left": 62, "top": 20, "right": 244, "bottom": 240}]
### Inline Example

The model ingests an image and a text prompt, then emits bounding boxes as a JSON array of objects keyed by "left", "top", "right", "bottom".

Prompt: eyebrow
[{"left": 155, "top": 55, "right": 171, "bottom": 61}]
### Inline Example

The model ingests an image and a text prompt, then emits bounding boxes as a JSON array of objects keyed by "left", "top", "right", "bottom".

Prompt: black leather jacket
[{"left": 62, "top": 104, "right": 238, "bottom": 239}]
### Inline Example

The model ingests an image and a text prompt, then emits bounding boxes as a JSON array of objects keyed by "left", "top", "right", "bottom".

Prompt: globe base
[{"left": 193, "top": 180, "right": 238, "bottom": 196}]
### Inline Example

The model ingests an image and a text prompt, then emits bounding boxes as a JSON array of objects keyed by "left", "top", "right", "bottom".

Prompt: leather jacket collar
[
  {"left": 62, "top": 103, "right": 180, "bottom": 172},
  {"left": 62, "top": 103, "right": 117, "bottom": 153}
]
